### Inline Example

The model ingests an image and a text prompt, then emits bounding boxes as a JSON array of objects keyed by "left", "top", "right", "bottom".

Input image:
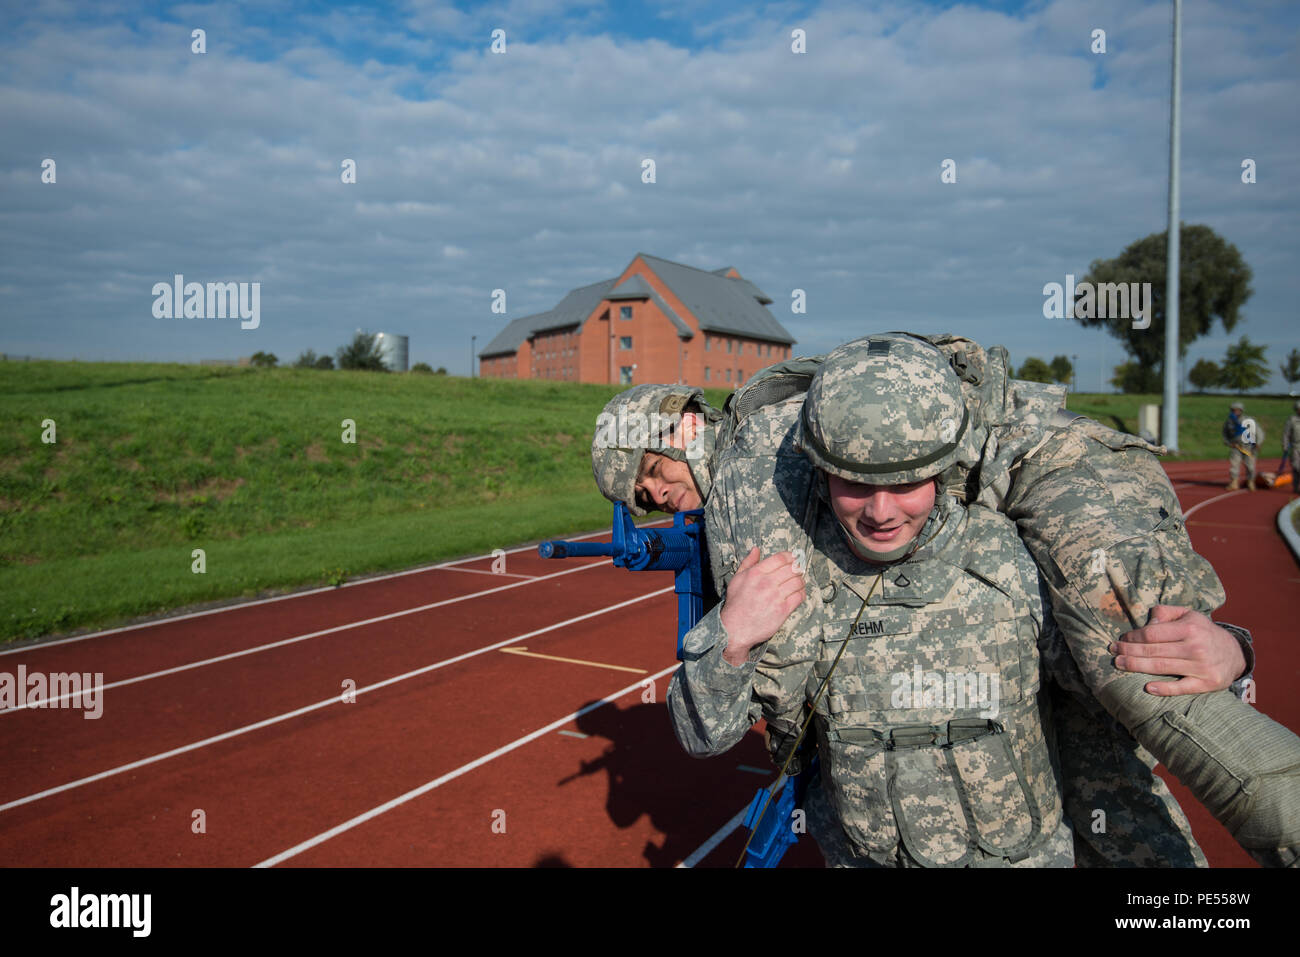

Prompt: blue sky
[{"left": 1, "top": 0, "right": 1297, "bottom": 392}]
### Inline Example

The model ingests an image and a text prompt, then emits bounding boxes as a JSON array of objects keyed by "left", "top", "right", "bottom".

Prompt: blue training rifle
[
  {"left": 538, "top": 502, "right": 808, "bottom": 867},
  {"left": 538, "top": 501, "right": 713, "bottom": 661}
]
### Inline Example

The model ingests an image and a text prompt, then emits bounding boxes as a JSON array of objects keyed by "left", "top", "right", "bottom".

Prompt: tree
[
  {"left": 314, "top": 354, "right": 334, "bottom": 370},
  {"left": 435, "top": 366, "right": 448, "bottom": 375},
  {"left": 1188, "top": 359, "right": 1222, "bottom": 393},
  {"left": 1069, "top": 224, "right": 1253, "bottom": 381},
  {"left": 1017, "top": 357, "right": 1053, "bottom": 383},
  {"left": 411, "top": 362, "right": 434, "bottom": 373},
  {"left": 1218, "top": 336, "right": 1269, "bottom": 391},
  {"left": 336, "top": 332, "right": 387, "bottom": 371},
  {"left": 1280, "top": 348, "right": 1300, "bottom": 393},
  {"left": 1111, "top": 361, "right": 1160, "bottom": 394},
  {"left": 1048, "top": 355, "right": 1073, "bottom": 385},
  {"left": 294, "top": 349, "right": 320, "bottom": 368},
  {"left": 250, "top": 351, "right": 278, "bottom": 368}
]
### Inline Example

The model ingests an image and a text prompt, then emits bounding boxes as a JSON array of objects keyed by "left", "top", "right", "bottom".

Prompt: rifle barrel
[{"left": 538, "top": 540, "right": 617, "bottom": 559}]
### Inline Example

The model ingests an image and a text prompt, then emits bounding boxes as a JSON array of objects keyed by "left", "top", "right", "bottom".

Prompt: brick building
[{"left": 478, "top": 253, "right": 796, "bottom": 386}]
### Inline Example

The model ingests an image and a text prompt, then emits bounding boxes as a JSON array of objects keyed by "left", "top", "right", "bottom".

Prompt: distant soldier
[
  {"left": 1285, "top": 400, "right": 1300, "bottom": 499},
  {"left": 1223, "top": 401, "right": 1264, "bottom": 491}
]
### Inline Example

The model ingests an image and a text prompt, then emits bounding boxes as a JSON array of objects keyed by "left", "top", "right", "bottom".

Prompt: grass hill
[{"left": 1, "top": 359, "right": 1294, "bottom": 643}]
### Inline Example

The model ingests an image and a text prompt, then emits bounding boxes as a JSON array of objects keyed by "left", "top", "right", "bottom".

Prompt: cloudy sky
[{"left": 2, "top": 0, "right": 1297, "bottom": 391}]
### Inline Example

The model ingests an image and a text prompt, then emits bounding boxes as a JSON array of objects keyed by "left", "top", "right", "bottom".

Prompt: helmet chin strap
[{"left": 836, "top": 499, "right": 945, "bottom": 565}]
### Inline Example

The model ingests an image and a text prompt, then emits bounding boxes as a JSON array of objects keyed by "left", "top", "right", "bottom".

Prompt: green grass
[
  {"left": 0, "top": 358, "right": 1291, "bottom": 644},
  {"left": 1, "top": 361, "right": 716, "bottom": 643},
  {"left": 1064, "top": 392, "right": 1298, "bottom": 462}
]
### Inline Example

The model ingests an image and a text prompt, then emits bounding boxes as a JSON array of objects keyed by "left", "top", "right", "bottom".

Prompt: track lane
[
  {"left": 1, "top": 464, "right": 1291, "bottom": 868},
  {"left": 0, "top": 587, "right": 679, "bottom": 865}
]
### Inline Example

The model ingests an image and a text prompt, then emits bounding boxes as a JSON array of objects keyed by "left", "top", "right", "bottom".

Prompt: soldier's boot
[{"left": 1226, "top": 480, "right": 1240, "bottom": 491}]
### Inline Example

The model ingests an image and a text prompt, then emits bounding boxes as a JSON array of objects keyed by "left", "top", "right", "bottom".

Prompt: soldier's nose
[{"left": 859, "top": 489, "right": 899, "bottom": 522}]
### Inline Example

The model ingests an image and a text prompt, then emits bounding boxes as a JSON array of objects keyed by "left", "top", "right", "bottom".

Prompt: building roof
[
  {"left": 478, "top": 278, "right": 614, "bottom": 357},
  {"left": 479, "top": 254, "right": 794, "bottom": 357},
  {"left": 607, "top": 275, "right": 694, "bottom": 338},
  {"left": 634, "top": 253, "right": 788, "bottom": 341}
]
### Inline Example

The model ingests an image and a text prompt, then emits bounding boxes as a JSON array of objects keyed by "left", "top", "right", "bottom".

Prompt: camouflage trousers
[{"left": 1228, "top": 447, "right": 1256, "bottom": 485}]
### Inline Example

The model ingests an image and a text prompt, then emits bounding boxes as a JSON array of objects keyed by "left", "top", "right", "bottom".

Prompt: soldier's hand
[
  {"left": 1110, "top": 605, "right": 1247, "bottom": 695},
  {"left": 720, "top": 547, "right": 806, "bottom": 667}
]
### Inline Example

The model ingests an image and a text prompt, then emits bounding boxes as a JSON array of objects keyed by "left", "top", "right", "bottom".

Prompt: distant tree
[
  {"left": 1048, "top": 355, "right": 1073, "bottom": 385},
  {"left": 1017, "top": 357, "right": 1053, "bottom": 383},
  {"left": 1070, "top": 224, "right": 1253, "bottom": 382},
  {"left": 250, "top": 351, "right": 278, "bottom": 368},
  {"left": 336, "top": 332, "right": 387, "bottom": 371},
  {"left": 314, "top": 354, "right": 334, "bottom": 370},
  {"left": 294, "top": 349, "right": 319, "bottom": 368},
  {"left": 1279, "top": 347, "right": 1300, "bottom": 393},
  {"left": 411, "top": 362, "right": 434, "bottom": 373},
  {"left": 435, "top": 366, "right": 448, "bottom": 375},
  {"left": 1218, "top": 336, "right": 1269, "bottom": 391},
  {"left": 1111, "top": 361, "right": 1160, "bottom": 394},
  {"left": 1188, "top": 359, "right": 1222, "bottom": 393}
]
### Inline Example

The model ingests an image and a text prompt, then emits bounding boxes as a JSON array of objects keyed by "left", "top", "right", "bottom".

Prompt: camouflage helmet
[
  {"left": 796, "top": 334, "right": 970, "bottom": 485},
  {"left": 590, "top": 384, "right": 720, "bottom": 516}
]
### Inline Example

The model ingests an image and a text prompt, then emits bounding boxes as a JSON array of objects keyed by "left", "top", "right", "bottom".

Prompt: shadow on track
[{"left": 557, "top": 699, "right": 783, "bottom": 867}]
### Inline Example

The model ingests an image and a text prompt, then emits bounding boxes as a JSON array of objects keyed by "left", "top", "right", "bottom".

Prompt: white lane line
[
  {"left": 253, "top": 663, "right": 680, "bottom": 868},
  {"left": 676, "top": 806, "right": 749, "bottom": 869},
  {"left": 0, "top": 587, "right": 674, "bottom": 814},
  {"left": 438, "top": 567, "right": 537, "bottom": 580},
  {"left": 1182, "top": 488, "right": 1246, "bottom": 521},
  {"left": 0, "top": 520, "right": 670, "bottom": 656},
  {"left": 0, "top": 560, "right": 609, "bottom": 715}
]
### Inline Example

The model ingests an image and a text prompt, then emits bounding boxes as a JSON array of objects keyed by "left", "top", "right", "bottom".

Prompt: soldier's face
[
  {"left": 635, "top": 452, "right": 702, "bottom": 513},
  {"left": 826, "top": 474, "right": 937, "bottom": 552}
]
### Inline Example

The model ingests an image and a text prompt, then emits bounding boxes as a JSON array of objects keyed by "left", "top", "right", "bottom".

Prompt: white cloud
[{"left": 0, "top": 0, "right": 1294, "bottom": 387}]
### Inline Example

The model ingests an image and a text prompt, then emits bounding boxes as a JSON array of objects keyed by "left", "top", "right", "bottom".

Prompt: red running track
[{"left": 0, "top": 464, "right": 1294, "bottom": 868}]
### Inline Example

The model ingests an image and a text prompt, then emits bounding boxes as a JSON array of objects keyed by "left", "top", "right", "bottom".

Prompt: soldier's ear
[{"left": 679, "top": 412, "right": 701, "bottom": 446}]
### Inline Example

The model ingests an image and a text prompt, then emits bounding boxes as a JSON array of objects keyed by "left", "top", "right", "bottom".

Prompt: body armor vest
[{"left": 805, "top": 496, "right": 1064, "bottom": 867}]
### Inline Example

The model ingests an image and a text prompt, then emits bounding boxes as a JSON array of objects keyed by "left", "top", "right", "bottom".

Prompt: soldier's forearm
[
  {"left": 666, "top": 606, "right": 760, "bottom": 757},
  {"left": 1099, "top": 677, "right": 1300, "bottom": 868}
]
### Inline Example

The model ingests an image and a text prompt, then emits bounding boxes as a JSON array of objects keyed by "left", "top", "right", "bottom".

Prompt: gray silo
[{"left": 374, "top": 332, "right": 409, "bottom": 372}]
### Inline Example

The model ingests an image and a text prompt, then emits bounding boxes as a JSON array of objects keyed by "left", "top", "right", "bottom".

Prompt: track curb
[{"left": 1278, "top": 498, "right": 1300, "bottom": 566}]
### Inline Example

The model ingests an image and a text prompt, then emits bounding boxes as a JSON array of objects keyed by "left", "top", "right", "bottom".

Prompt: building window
[
  {"left": 725, "top": 369, "right": 731, "bottom": 382},
  {"left": 620, "top": 306, "right": 632, "bottom": 320},
  {"left": 704, "top": 367, "right": 710, "bottom": 381},
  {"left": 620, "top": 365, "right": 634, "bottom": 385},
  {"left": 704, "top": 337, "right": 710, "bottom": 352},
  {"left": 726, "top": 340, "right": 732, "bottom": 353},
  {"left": 620, "top": 336, "right": 632, "bottom": 350}
]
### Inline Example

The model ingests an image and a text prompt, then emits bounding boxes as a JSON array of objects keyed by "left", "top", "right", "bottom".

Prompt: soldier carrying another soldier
[{"left": 592, "top": 332, "right": 1300, "bottom": 866}]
